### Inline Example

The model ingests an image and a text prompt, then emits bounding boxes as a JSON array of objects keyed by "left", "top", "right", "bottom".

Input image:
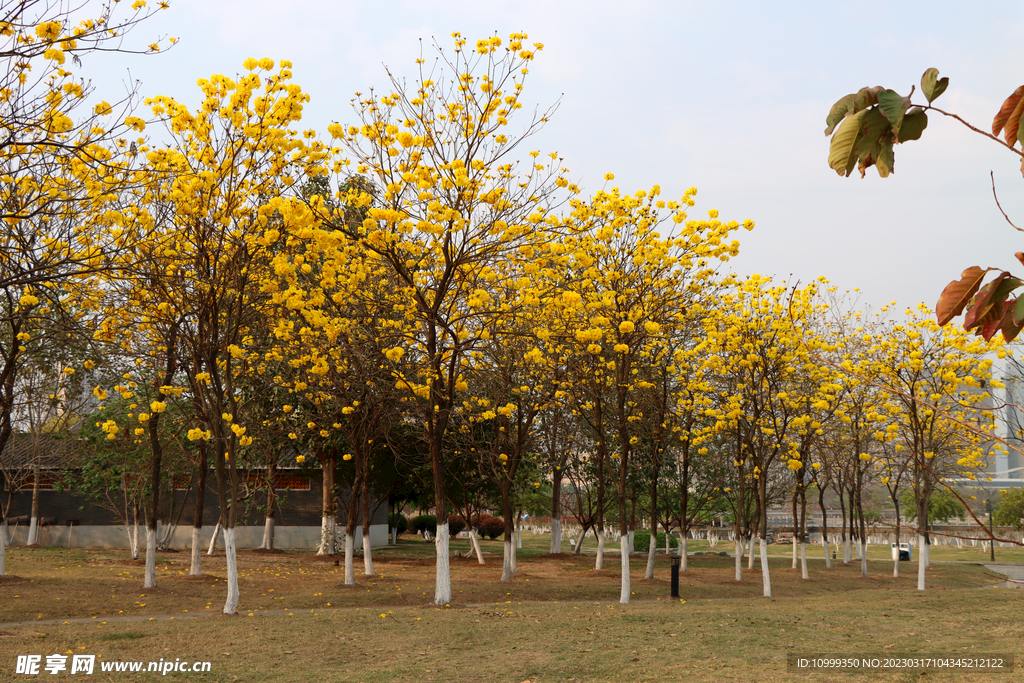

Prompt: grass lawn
[{"left": 0, "top": 533, "right": 1021, "bottom": 681}]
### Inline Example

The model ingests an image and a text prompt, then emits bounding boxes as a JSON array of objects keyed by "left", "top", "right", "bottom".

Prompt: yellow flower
[
  {"left": 283, "top": 405, "right": 293, "bottom": 413},
  {"left": 618, "top": 321, "right": 635, "bottom": 334},
  {"left": 296, "top": 455, "right": 306, "bottom": 464},
  {"left": 150, "top": 401, "right": 167, "bottom": 413},
  {"left": 385, "top": 347, "right": 404, "bottom": 362},
  {"left": 138, "top": 413, "right": 150, "bottom": 422}
]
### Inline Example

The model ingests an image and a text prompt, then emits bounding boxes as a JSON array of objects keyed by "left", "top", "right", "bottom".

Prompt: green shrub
[
  {"left": 410, "top": 515, "right": 436, "bottom": 534},
  {"left": 388, "top": 513, "right": 409, "bottom": 534},
  {"left": 632, "top": 529, "right": 678, "bottom": 551}
]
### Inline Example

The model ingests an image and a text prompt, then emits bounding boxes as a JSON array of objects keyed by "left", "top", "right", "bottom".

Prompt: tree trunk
[
  {"left": 760, "top": 537, "right": 772, "bottom": 598},
  {"left": 223, "top": 527, "right": 239, "bottom": 614},
  {"left": 680, "top": 534, "right": 688, "bottom": 572},
  {"left": 143, "top": 527, "right": 157, "bottom": 589},
  {"left": 502, "top": 539, "right": 513, "bottom": 582},
  {"left": 434, "top": 522, "right": 451, "bottom": 604},
  {"left": 131, "top": 502, "right": 141, "bottom": 560},
  {"left": 595, "top": 527, "right": 605, "bottom": 570},
  {"left": 344, "top": 532, "right": 356, "bottom": 585},
  {"left": 360, "top": 458, "right": 374, "bottom": 576},
  {"left": 260, "top": 462, "right": 277, "bottom": 550},
  {"left": 644, "top": 529, "right": 657, "bottom": 580},
  {"left": 27, "top": 462, "right": 40, "bottom": 545},
  {"left": 734, "top": 538, "right": 743, "bottom": 581},
  {"left": 191, "top": 448, "right": 207, "bottom": 575},
  {"left": 468, "top": 528, "right": 485, "bottom": 564},
  {"left": 917, "top": 533, "right": 927, "bottom": 591},
  {"left": 207, "top": 521, "right": 220, "bottom": 555},
  {"left": 550, "top": 471, "right": 563, "bottom": 553},
  {"left": 573, "top": 526, "right": 587, "bottom": 555},
  {"left": 619, "top": 534, "right": 631, "bottom": 604},
  {"left": 818, "top": 486, "right": 831, "bottom": 570},
  {"left": 0, "top": 520, "right": 5, "bottom": 576},
  {"left": 318, "top": 452, "right": 337, "bottom": 556}
]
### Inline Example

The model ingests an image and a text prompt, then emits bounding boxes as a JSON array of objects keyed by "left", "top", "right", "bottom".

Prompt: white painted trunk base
[
  {"left": 800, "top": 541, "right": 808, "bottom": 580},
  {"left": 27, "top": 516, "right": 38, "bottom": 546},
  {"left": 143, "top": 528, "right": 157, "bottom": 589},
  {"left": 680, "top": 536, "right": 688, "bottom": 572},
  {"left": 760, "top": 538, "right": 772, "bottom": 598},
  {"left": 550, "top": 518, "right": 562, "bottom": 554},
  {"left": 823, "top": 537, "right": 831, "bottom": 569},
  {"left": 260, "top": 517, "right": 275, "bottom": 550},
  {"left": 619, "top": 535, "right": 631, "bottom": 604},
  {"left": 434, "top": 523, "right": 451, "bottom": 605},
  {"left": 747, "top": 536, "right": 756, "bottom": 570},
  {"left": 207, "top": 522, "right": 220, "bottom": 555},
  {"left": 627, "top": 530, "right": 634, "bottom": 556},
  {"left": 516, "top": 524, "right": 522, "bottom": 550},
  {"left": 644, "top": 532, "right": 657, "bottom": 579},
  {"left": 501, "top": 540, "right": 513, "bottom": 582},
  {"left": 918, "top": 534, "right": 927, "bottom": 591},
  {"left": 469, "top": 529, "right": 485, "bottom": 565},
  {"left": 318, "top": 516, "right": 336, "bottom": 556},
  {"left": 131, "top": 519, "right": 140, "bottom": 560},
  {"left": 363, "top": 539, "right": 374, "bottom": 576},
  {"left": 511, "top": 538, "right": 518, "bottom": 574},
  {"left": 189, "top": 527, "right": 202, "bottom": 576},
  {"left": 792, "top": 536, "right": 798, "bottom": 569},
  {"left": 734, "top": 539, "right": 743, "bottom": 582},
  {"left": 860, "top": 541, "right": 868, "bottom": 578},
  {"left": 344, "top": 533, "right": 355, "bottom": 585},
  {"left": 595, "top": 530, "right": 605, "bottom": 570},
  {"left": 223, "top": 528, "right": 239, "bottom": 614}
]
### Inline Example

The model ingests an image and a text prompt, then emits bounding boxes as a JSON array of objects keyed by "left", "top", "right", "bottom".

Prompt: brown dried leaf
[
  {"left": 936, "top": 266, "right": 989, "bottom": 326},
  {"left": 993, "top": 86, "right": 1024, "bottom": 137}
]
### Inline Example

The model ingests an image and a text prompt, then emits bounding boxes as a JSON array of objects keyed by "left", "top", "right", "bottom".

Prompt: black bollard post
[{"left": 670, "top": 555, "right": 680, "bottom": 598}]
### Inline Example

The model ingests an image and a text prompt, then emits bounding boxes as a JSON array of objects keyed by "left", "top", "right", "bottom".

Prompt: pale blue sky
[{"left": 86, "top": 0, "right": 1024, "bottom": 314}]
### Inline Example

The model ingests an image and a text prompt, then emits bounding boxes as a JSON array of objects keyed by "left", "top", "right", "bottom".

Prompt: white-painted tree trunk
[
  {"left": 259, "top": 516, "right": 275, "bottom": 550},
  {"left": 619, "top": 535, "right": 631, "bottom": 604},
  {"left": 760, "top": 538, "right": 772, "bottom": 598},
  {"left": 143, "top": 528, "right": 157, "bottom": 589},
  {"left": 511, "top": 538, "right": 517, "bottom": 574},
  {"left": 344, "top": 533, "right": 355, "bottom": 585},
  {"left": 824, "top": 537, "right": 831, "bottom": 569},
  {"left": 501, "top": 540, "right": 513, "bottom": 581},
  {"left": 627, "top": 530, "right": 634, "bottom": 556},
  {"left": 800, "top": 541, "right": 808, "bottom": 580},
  {"left": 363, "top": 538, "right": 374, "bottom": 576},
  {"left": 434, "top": 523, "right": 451, "bottom": 605},
  {"left": 131, "top": 510, "right": 140, "bottom": 560},
  {"left": 222, "top": 528, "right": 239, "bottom": 614},
  {"left": 644, "top": 532, "right": 657, "bottom": 579},
  {"left": 734, "top": 539, "right": 743, "bottom": 581},
  {"left": 189, "top": 527, "right": 202, "bottom": 576},
  {"left": 893, "top": 553, "right": 900, "bottom": 578},
  {"left": 680, "top": 535, "right": 688, "bottom": 572},
  {"left": 318, "top": 516, "right": 336, "bottom": 556},
  {"left": 550, "top": 518, "right": 562, "bottom": 554},
  {"left": 595, "top": 529, "right": 605, "bottom": 570},
  {"left": 468, "top": 528, "right": 485, "bottom": 564},
  {"left": 390, "top": 526, "right": 398, "bottom": 545},
  {"left": 747, "top": 536, "right": 756, "bottom": 570},
  {"left": 860, "top": 541, "right": 868, "bottom": 578},
  {"left": 792, "top": 537, "right": 798, "bottom": 569},
  {"left": 207, "top": 522, "right": 220, "bottom": 555},
  {"left": 516, "top": 523, "right": 522, "bottom": 550},
  {"left": 27, "top": 516, "right": 38, "bottom": 546},
  {"left": 917, "top": 533, "right": 927, "bottom": 591}
]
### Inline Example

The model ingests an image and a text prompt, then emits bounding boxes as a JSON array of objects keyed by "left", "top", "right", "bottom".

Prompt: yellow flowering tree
[
  {"left": 130, "top": 59, "right": 327, "bottom": 613},
  {"left": 553, "top": 184, "right": 748, "bottom": 603},
  {"left": 311, "top": 32, "right": 569, "bottom": 605}
]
